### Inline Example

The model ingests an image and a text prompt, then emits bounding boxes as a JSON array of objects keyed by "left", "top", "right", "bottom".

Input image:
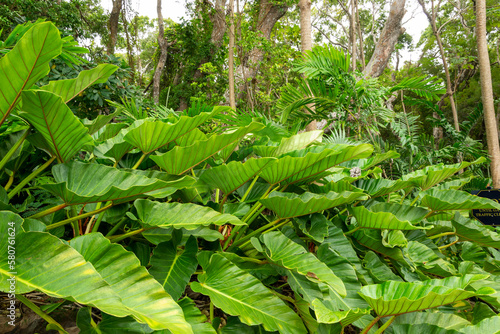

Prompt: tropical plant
[{"left": 2, "top": 22, "right": 500, "bottom": 334}]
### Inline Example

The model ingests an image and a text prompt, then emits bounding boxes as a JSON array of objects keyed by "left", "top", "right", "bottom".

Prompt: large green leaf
[
  {"left": 354, "top": 178, "right": 413, "bottom": 198},
  {"left": 169, "top": 297, "right": 217, "bottom": 334},
  {"left": 0, "top": 212, "right": 131, "bottom": 318},
  {"left": 151, "top": 122, "right": 264, "bottom": 174},
  {"left": 390, "top": 312, "right": 470, "bottom": 331},
  {"left": 390, "top": 324, "right": 461, "bottom": 334},
  {"left": 260, "top": 191, "right": 367, "bottom": 219},
  {"left": 362, "top": 251, "right": 403, "bottom": 283},
  {"left": 352, "top": 229, "right": 409, "bottom": 265},
  {"left": 421, "top": 189, "right": 500, "bottom": 212},
  {"left": 19, "top": 90, "right": 93, "bottom": 162},
  {"left": 402, "top": 158, "right": 485, "bottom": 190},
  {"left": 0, "top": 22, "right": 62, "bottom": 126},
  {"left": 94, "top": 119, "right": 146, "bottom": 163},
  {"left": 459, "top": 316, "right": 500, "bottom": 334},
  {"left": 343, "top": 151, "right": 400, "bottom": 170},
  {"left": 350, "top": 203, "right": 430, "bottom": 231},
  {"left": 405, "top": 241, "right": 457, "bottom": 276},
  {"left": 199, "top": 158, "right": 276, "bottom": 195},
  {"left": 43, "top": 162, "right": 194, "bottom": 205},
  {"left": 253, "top": 130, "right": 323, "bottom": 157},
  {"left": 70, "top": 233, "right": 192, "bottom": 333},
  {"left": 39, "top": 64, "right": 118, "bottom": 103},
  {"left": 450, "top": 213, "right": 500, "bottom": 247},
  {"left": 149, "top": 236, "right": 198, "bottom": 300},
  {"left": 260, "top": 231, "right": 346, "bottom": 297},
  {"left": 260, "top": 144, "right": 373, "bottom": 186},
  {"left": 191, "top": 253, "right": 307, "bottom": 334},
  {"left": 124, "top": 109, "right": 220, "bottom": 154},
  {"left": 359, "top": 275, "right": 494, "bottom": 317},
  {"left": 134, "top": 199, "right": 244, "bottom": 229},
  {"left": 77, "top": 308, "right": 154, "bottom": 334},
  {"left": 83, "top": 110, "right": 122, "bottom": 136}
]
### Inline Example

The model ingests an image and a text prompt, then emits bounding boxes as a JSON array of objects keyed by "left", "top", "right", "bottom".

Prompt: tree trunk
[
  {"left": 350, "top": 0, "right": 357, "bottom": 71},
  {"left": 121, "top": 11, "right": 135, "bottom": 82},
  {"left": 237, "top": 0, "right": 288, "bottom": 100},
  {"left": 418, "top": 0, "right": 460, "bottom": 132},
  {"left": 153, "top": 0, "right": 168, "bottom": 104},
  {"left": 363, "top": 0, "right": 406, "bottom": 78},
  {"left": 107, "top": 0, "right": 122, "bottom": 55},
  {"left": 228, "top": 0, "right": 236, "bottom": 109},
  {"left": 356, "top": 3, "right": 365, "bottom": 71},
  {"left": 476, "top": 0, "right": 500, "bottom": 188},
  {"left": 299, "top": 0, "right": 317, "bottom": 132}
]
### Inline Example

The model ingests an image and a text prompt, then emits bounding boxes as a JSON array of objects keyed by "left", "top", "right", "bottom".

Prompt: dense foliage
[{"left": 1, "top": 22, "right": 500, "bottom": 334}]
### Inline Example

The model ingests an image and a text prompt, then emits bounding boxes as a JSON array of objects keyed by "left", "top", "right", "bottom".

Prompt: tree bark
[
  {"left": 107, "top": 0, "right": 122, "bottom": 55},
  {"left": 153, "top": 0, "right": 168, "bottom": 104},
  {"left": 363, "top": 0, "right": 406, "bottom": 78},
  {"left": 237, "top": 0, "right": 288, "bottom": 100},
  {"left": 121, "top": 11, "right": 135, "bottom": 82},
  {"left": 228, "top": 0, "right": 236, "bottom": 109},
  {"left": 350, "top": 0, "right": 357, "bottom": 71},
  {"left": 299, "top": 0, "right": 317, "bottom": 132},
  {"left": 418, "top": 0, "right": 460, "bottom": 132},
  {"left": 476, "top": 0, "right": 500, "bottom": 188}
]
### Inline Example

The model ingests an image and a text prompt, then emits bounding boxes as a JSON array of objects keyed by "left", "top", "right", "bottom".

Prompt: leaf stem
[
  {"left": 231, "top": 218, "right": 282, "bottom": 249},
  {"left": 429, "top": 232, "right": 456, "bottom": 240},
  {"left": 240, "top": 175, "right": 259, "bottom": 202},
  {"left": 105, "top": 217, "right": 127, "bottom": 236},
  {"left": 8, "top": 155, "right": 56, "bottom": 199},
  {"left": 361, "top": 316, "right": 381, "bottom": 334},
  {"left": 374, "top": 316, "right": 396, "bottom": 334},
  {"left": 438, "top": 236, "right": 459, "bottom": 250},
  {"left": 209, "top": 300, "right": 214, "bottom": 323},
  {"left": 132, "top": 153, "right": 147, "bottom": 169},
  {"left": 108, "top": 227, "right": 148, "bottom": 243},
  {"left": 16, "top": 294, "right": 68, "bottom": 334},
  {"left": 4, "top": 173, "right": 14, "bottom": 191},
  {"left": 0, "top": 128, "right": 30, "bottom": 172},
  {"left": 46, "top": 203, "right": 113, "bottom": 230},
  {"left": 28, "top": 203, "right": 68, "bottom": 219},
  {"left": 344, "top": 226, "right": 361, "bottom": 236}
]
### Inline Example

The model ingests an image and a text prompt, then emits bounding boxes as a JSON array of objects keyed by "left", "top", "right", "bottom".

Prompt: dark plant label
[{"left": 471, "top": 189, "right": 500, "bottom": 225}]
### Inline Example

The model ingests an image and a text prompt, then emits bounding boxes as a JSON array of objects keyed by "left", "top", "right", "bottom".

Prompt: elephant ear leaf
[
  {"left": 451, "top": 213, "right": 500, "bottom": 248},
  {"left": 358, "top": 275, "right": 495, "bottom": 317},
  {"left": 191, "top": 253, "right": 307, "bottom": 334},
  {"left": 261, "top": 230, "right": 346, "bottom": 297},
  {"left": 0, "top": 212, "right": 131, "bottom": 320},
  {"left": 259, "top": 191, "right": 367, "bottom": 219},
  {"left": 420, "top": 189, "right": 500, "bottom": 212},
  {"left": 350, "top": 203, "right": 430, "bottom": 231},
  {"left": 38, "top": 63, "right": 118, "bottom": 103},
  {"left": 254, "top": 130, "right": 323, "bottom": 157},
  {"left": 70, "top": 233, "right": 193, "bottom": 333},
  {"left": 123, "top": 108, "right": 221, "bottom": 154},
  {"left": 19, "top": 91, "right": 93, "bottom": 163},
  {"left": 0, "top": 22, "right": 62, "bottom": 126},
  {"left": 151, "top": 122, "right": 265, "bottom": 175},
  {"left": 402, "top": 158, "right": 485, "bottom": 190}
]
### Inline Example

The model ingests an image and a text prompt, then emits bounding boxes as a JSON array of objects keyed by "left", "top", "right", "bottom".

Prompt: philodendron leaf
[
  {"left": 350, "top": 203, "right": 430, "bottom": 231},
  {"left": 352, "top": 229, "right": 409, "bottom": 265},
  {"left": 70, "top": 233, "right": 192, "bottom": 333},
  {"left": 39, "top": 63, "right": 118, "bottom": 103},
  {"left": 358, "top": 275, "right": 494, "bottom": 317},
  {"left": 200, "top": 158, "right": 276, "bottom": 195},
  {"left": 405, "top": 241, "right": 457, "bottom": 276},
  {"left": 134, "top": 199, "right": 244, "bottom": 229},
  {"left": 253, "top": 130, "right": 323, "bottom": 157},
  {"left": 261, "top": 231, "right": 346, "bottom": 297},
  {"left": 0, "top": 212, "right": 132, "bottom": 320},
  {"left": 19, "top": 90, "right": 94, "bottom": 163},
  {"left": 459, "top": 315, "right": 500, "bottom": 334},
  {"left": 354, "top": 178, "right": 413, "bottom": 198},
  {"left": 391, "top": 312, "right": 471, "bottom": 331},
  {"left": 344, "top": 150, "right": 400, "bottom": 170},
  {"left": 124, "top": 108, "right": 220, "bottom": 154},
  {"left": 259, "top": 144, "right": 373, "bottom": 185},
  {"left": 420, "top": 189, "right": 500, "bottom": 212},
  {"left": 77, "top": 308, "right": 154, "bottom": 334},
  {"left": 151, "top": 122, "right": 265, "bottom": 174},
  {"left": 0, "top": 22, "right": 62, "bottom": 126},
  {"left": 43, "top": 162, "right": 194, "bottom": 205},
  {"left": 260, "top": 191, "right": 367, "bottom": 219},
  {"left": 311, "top": 301, "right": 370, "bottom": 327},
  {"left": 191, "top": 253, "right": 307, "bottom": 334},
  {"left": 83, "top": 110, "right": 122, "bottom": 136},
  {"left": 94, "top": 119, "right": 146, "bottom": 163},
  {"left": 402, "top": 157, "right": 485, "bottom": 190},
  {"left": 149, "top": 236, "right": 198, "bottom": 300},
  {"left": 391, "top": 324, "right": 461, "bottom": 334},
  {"left": 174, "top": 297, "right": 217, "bottom": 334},
  {"left": 451, "top": 213, "right": 500, "bottom": 248}
]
